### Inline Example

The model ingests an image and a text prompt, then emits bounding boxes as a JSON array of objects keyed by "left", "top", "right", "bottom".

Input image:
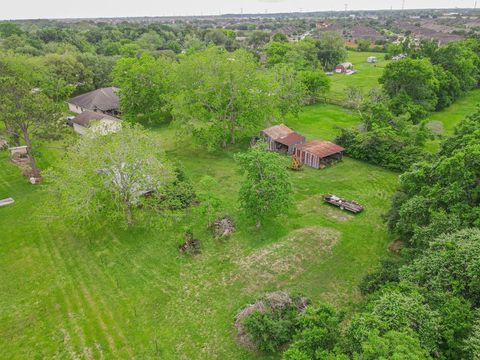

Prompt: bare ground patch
[
  {"left": 298, "top": 195, "right": 353, "bottom": 222},
  {"left": 232, "top": 226, "right": 340, "bottom": 293}
]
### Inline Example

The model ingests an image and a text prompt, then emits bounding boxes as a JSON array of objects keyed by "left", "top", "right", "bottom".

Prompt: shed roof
[
  {"left": 276, "top": 132, "right": 305, "bottom": 146},
  {"left": 296, "top": 140, "right": 345, "bottom": 158},
  {"left": 72, "top": 111, "right": 119, "bottom": 128},
  {"left": 337, "top": 62, "right": 353, "bottom": 68},
  {"left": 262, "top": 124, "right": 293, "bottom": 140},
  {"left": 67, "top": 87, "right": 119, "bottom": 112}
]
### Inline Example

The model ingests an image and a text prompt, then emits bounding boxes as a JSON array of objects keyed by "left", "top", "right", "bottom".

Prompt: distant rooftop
[{"left": 67, "top": 87, "right": 119, "bottom": 112}]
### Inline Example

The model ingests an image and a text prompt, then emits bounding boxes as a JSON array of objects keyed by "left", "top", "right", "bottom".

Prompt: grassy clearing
[
  {"left": 424, "top": 89, "right": 480, "bottom": 151},
  {"left": 328, "top": 51, "right": 388, "bottom": 101},
  {"left": 287, "top": 103, "right": 361, "bottom": 140},
  {"left": 0, "top": 104, "right": 397, "bottom": 359}
]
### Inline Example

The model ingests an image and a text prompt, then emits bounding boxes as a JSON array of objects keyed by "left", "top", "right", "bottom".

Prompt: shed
[
  {"left": 335, "top": 62, "right": 353, "bottom": 73},
  {"left": 276, "top": 132, "right": 306, "bottom": 155},
  {"left": 367, "top": 56, "right": 377, "bottom": 63},
  {"left": 294, "top": 140, "right": 345, "bottom": 169},
  {"left": 260, "top": 124, "right": 305, "bottom": 154},
  {"left": 8, "top": 146, "right": 28, "bottom": 158}
]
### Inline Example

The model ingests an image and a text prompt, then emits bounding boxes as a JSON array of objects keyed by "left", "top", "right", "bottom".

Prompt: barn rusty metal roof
[
  {"left": 296, "top": 140, "right": 345, "bottom": 158},
  {"left": 262, "top": 124, "right": 293, "bottom": 140},
  {"left": 276, "top": 132, "right": 305, "bottom": 146},
  {"left": 67, "top": 87, "right": 119, "bottom": 112}
]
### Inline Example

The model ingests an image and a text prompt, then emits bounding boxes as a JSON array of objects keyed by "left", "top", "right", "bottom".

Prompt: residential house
[{"left": 67, "top": 87, "right": 120, "bottom": 116}]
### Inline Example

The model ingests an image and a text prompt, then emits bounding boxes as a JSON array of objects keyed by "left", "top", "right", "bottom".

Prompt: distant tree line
[{"left": 337, "top": 37, "right": 480, "bottom": 171}]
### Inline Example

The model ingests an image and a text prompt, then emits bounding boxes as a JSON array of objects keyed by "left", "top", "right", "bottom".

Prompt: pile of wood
[
  {"left": 290, "top": 155, "right": 303, "bottom": 171},
  {"left": 0, "top": 198, "right": 14, "bottom": 207},
  {"left": 323, "top": 194, "right": 364, "bottom": 213},
  {"left": 213, "top": 216, "right": 235, "bottom": 237},
  {"left": 178, "top": 231, "right": 201, "bottom": 254}
]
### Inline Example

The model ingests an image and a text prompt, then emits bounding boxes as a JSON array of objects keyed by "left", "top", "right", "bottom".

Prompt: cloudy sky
[{"left": 1, "top": 0, "right": 476, "bottom": 20}]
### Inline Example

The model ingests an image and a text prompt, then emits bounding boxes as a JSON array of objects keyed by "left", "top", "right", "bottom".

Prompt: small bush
[{"left": 235, "top": 292, "right": 309, "bottom": 353}]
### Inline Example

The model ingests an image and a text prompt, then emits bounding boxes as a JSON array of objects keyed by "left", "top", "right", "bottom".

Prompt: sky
[{"left": 0, "top": 0, "right": 477, "bottom": 20}]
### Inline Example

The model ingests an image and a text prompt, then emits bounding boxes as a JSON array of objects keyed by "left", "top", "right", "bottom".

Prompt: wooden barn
[
  {"left": 260, "top": 124, "right": 306, "bottom": 155},
  {"left": 294, "top": 140, "right": 345, "bottom": 169}
]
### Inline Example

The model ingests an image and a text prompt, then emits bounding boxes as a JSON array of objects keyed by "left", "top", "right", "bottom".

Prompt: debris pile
[
  {"left": 178, "top": 231, "right": 201, "bottom": 254},
  {"left": 213, "top": 216, "right": 235, "bottom": 237}
]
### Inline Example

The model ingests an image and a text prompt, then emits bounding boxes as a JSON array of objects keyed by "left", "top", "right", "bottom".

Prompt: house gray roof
[
  {"left": 67, "top": 87, "right": 120, "bottom": 112},
  {"left": 72, "top": 111, "right": 119, "bottom": 128}
]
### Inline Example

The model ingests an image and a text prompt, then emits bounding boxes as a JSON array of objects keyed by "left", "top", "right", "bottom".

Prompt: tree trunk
[
  {"left": 124, "top": 203, "right": 134, "bottom": 227},
  {"left": 21, "top": 127, "right": 40, "bottom": 178},
  {"left": 230, "top": 115, "right": 236, "bottom": 145}
]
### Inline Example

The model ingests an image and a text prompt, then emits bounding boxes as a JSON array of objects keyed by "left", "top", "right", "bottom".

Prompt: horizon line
[{"left": 0, "top": 6, "right": 475, "bottom": 22}]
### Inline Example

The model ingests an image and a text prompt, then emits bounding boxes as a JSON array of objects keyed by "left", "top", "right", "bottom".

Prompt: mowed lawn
[
  {"left": 0, "top": 104, "right": 397, "bottom": 359},
  {"left": 328, "top": 51, "right": 388, "bottom": 101}
]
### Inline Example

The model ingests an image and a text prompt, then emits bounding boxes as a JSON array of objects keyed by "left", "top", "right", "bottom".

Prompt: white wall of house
[{"left": 68, "top": 103, "right": 84, "bottom": 114}]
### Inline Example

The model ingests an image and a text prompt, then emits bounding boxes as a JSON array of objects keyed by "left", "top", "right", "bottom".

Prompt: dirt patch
[
  {"left": 298, "top": 195, "right": 353, "bottom": 222},
  {"left": 388, "top": 239, "right": 403, "bottom": 254},
  {"left": 232, "top": 226, "right": 339, "bottom": 293},
  {"left": 426, "top": 120, "right": 444, "bottom": 135}
]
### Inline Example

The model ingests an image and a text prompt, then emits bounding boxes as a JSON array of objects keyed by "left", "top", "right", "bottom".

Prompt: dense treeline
[
  {"left": 239, "top": 112, "right": 480, "bottom": 359},
  {"left": 336, "top": 37, "right": 480, "bottom": 171}
]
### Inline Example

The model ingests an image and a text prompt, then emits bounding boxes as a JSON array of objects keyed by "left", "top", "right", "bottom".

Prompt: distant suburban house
[
  {"left": 294, "top": 140, "right": 345, "bottom": 169},
  {"left": 335, "top": 62, "right": 353, "bottom": 73},
  {"left": 67, "top": 87, "right": 120, "bottom": 116},
  {"left": 71, "top": 111, "right": 121, "bottom": 135},
  {"left": 367, "top": 56, "right": 377, "bottom": 63},
  {"left": 260, "top": 124, "right": 306, "bottom": 154}
]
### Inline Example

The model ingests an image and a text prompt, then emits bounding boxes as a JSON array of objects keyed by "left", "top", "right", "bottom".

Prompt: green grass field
[
  {"left": 328, "top": 51, "right": 388, "bottom": 101},
  {"left": 0, "top": 104, "right": 397, "bottom": 359}
]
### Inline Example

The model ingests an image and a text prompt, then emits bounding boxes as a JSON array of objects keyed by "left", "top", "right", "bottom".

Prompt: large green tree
[
  {"left": 379, "top": 58, "right": 439, "bottom": 122},
  {"left": 0, "top": 77, "right": 58, "bottom": 177},
  {"left": 172, "top": 47, "right": 277, "bottom": 149},
  {"left": 113, "top": 53, "right": 174, "bottom": 124},
  {"left": 387, "top": 112, "right": 480, "bottom": 245},
  {"left": 47, "top": 124, "right": 173, "bottom": 227},
  {"left": 315, "top": 32, "right": 347, "bottom": 71},
  {"left": 234, "top": 143, "right": 292, "bottom": 227},
  {"left": 433, "top": 41, "right": 480, "bottom": 93}
]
